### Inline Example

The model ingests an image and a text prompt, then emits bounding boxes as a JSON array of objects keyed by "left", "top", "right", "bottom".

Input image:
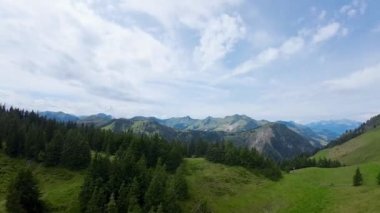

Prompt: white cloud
[
  {"left": 340, "top": 0, "right": 367, "bottom": 18},
  {"left": 312, "top": 22, "right": 341, "bottom": 43},
  {"left": 225, "top": 36, "right": 304, "bottom": 78},
  {"left": 119, "top": 0, "right": 241, "bottom": 29},
  {"left": 221, "top": 20, "right": 344, "bottom": 80},
  {"left": 324, "top": 63, "right": 380, "bottom": 91},
  {"left": 0, "top": 0, "right": 183, "bottom": 114},
  {"left": 194, "top": 14, "right": 245, "bottom": 70}
]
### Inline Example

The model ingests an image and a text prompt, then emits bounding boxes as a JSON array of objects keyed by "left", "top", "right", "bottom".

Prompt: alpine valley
[{"left": 39, "top": 111, "right": 360, "bottom": 161}]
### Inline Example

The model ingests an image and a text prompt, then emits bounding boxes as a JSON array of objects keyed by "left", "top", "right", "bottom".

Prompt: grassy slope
[
  {"left": 0, "top": 153, "right": 84, "bottom": 212},
  {"left": 314, "top": 127, "right": 380, "bottom": 165},
  {"left": 184, "top": 158, "right": 380, "bottom": 213}
]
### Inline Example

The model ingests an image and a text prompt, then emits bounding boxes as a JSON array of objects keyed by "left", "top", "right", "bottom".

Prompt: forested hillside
[{"left": 0, "top": 105, "right": 282, "bottom": 212}]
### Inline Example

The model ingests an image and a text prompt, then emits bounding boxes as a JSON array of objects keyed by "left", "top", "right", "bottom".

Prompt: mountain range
[{"left": 39, "top": 111, "right": 360, "bottom": 160}]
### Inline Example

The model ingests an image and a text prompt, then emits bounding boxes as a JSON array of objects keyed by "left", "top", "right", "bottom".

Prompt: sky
[{"left": 0, "top": 0, "right": 379, "bottom": 123}]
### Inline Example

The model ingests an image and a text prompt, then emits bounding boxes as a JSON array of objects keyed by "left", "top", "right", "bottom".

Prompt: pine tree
[
  {"left": 116, "top": 183, "right": 129, "bottom": 213},
  {"left": 172, "top": 165, "right": 189, "bottom": 200},
  {"left": 353, "top": 168, "right": 363, "bottom": 186},
  {"left": 79, "top": 176, "right": 94, "bottom": 213},
  {"left": 25, "top": 126, "right": 45, "bottom": 160},
  {"left": 165, "top": 146, "right": 183, "bottom": 172},
  {"left": 61, "top": 130, "right": 91, "bottom": 170},
  {"left": 144, "top": 164, "right": 167, "bottom": 210},
  {"left": 6, "top": 169, "right": 45, "bottom": 213},
  {"left": 106, "top": 193, "right": 117, "bottom": 213},
  {"left": 85, "top": 187, "right": 102, "bottom": 213},
  {"left": 5, "top": 121, "right": 25, "bottom": 157},
  {"left": 45, "top": 130, "right": 64, "bottom": 166},
  {"left": 164, "top": 178, "right": 181, "bottom": 213}
]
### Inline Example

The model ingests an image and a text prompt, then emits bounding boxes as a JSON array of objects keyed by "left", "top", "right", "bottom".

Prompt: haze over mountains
[{"left": 39, "top": 111, "right": 360, "bottom": 161}]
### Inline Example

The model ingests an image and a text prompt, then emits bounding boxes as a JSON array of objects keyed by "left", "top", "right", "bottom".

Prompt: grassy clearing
[
  {"left": 184, "top": 158, "right": 380, "bottom": 213},
  {"left": 0, "top": 153, "right": 84, "bottom": 212}
]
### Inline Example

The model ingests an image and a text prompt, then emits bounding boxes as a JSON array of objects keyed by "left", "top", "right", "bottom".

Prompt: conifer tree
[
  {"left": 172, "top": 165, "right": 189, "bottom": 200},
  {"left": 45, "top": 130, "right": 64, "bottom": 166},
  {"left": 106, "top": 193, "right": 117, "bottom": 213},
  {"left": 144, "top": 163, "right": 167, "bottom": 210},
  {"left": 79, "top": 176, "right": 95, "bottom": 213},
  {"left": 164, "top": 178, "right": 181, "bottom": 213},
  {"left": 6, "top": 169, "right": 45, "bottom": 213},
  {"left": 85, "top": 187, "right": 102, "bottom": 213},
  {"left": 61, "top": 130, "right": 91, "bottom": 170},
  {"left": 165, "top": 146, "right": 183, "bottom": 172},
  {"left": 116, "top": 183, "right": 129, "bottom": 213},
  {"left": 5, "top": 122, "right": 25, "bottom": 157},
  {"left": 353, "top": 168, "right": 363, "bottom": 186}
]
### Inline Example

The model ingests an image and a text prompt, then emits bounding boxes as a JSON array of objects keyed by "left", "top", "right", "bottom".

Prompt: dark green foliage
[
  {"left": 85, "top": 187, "right": 103, "bottom": 213},
  {"left": 171, "top": 166, "right": 189, "bottom": 200},
  {"left": 45, "top": 131, "right": 64, "bottom": 166},
  {"left": 377, "top": 171, "right": 380, "bottom": 185},
  {"left": 25, "top": 125, "right": 46, "bottom": 161},
  {"left": 116, "top": 183, "right": 129, "bottom": 212},
  {"left": 106, "top": 193, "right": 117, "bottom": 213},
  {"left": 79, "top": 133, "right": 186, "bottom": 212},
  {"left": 145, "top": 164, "right": 167, "bottom": 210},
  {"left": 353, "top": 168, "right": 363, "bottom": 186},
  {"left": 165, "top": 146, "right": 183, "bottom": 172},
  {"left": 281, "top": 155, "right": 342, "bottom": 171},
  {"left": 205, "top": 142, "right": 282, "bottom": 181},
  {"left": 61, "top": 130, "right": 91, "bottom": 170},
  {"left": 128, "top": 179, "right": 143, "bottom": 213},
  {"left": 5, "top": 120, "right": 25, "bottom": 157},
  {"left": 163, "top": 175, "right": 182, "bottom": 213},
  {"left": 6, "top": 169, "right": 45, "bottom": 213},
  {"left": 79, "top": 176, "right": 95, "bottom": 213}
]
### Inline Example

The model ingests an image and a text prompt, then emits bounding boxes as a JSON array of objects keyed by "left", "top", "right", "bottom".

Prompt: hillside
[
  {"left": 184, "top": 158, "right": 380, "bottom": 213},
  {"left": 225, "top": 123, "right": 315, "bottom": 161},
  {"left": 314, "top": 127, "right": 380, "bottom": 165},
  {"left": 0, "top": 153, "right": 83, "bottom": 212}
]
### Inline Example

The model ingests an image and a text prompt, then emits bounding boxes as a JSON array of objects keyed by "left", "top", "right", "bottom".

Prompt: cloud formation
[
  {"left": 325, "top": 63, "right": 380, "bottom": 91},
  {"left": 194, "top": 14, "right": 246, "bottom": 70},
  {"left": 312, "top": 22, "right": 341, "bottom": 43},
  {"left": 0, "top": 0, "right": 379, "bottom": 122}
]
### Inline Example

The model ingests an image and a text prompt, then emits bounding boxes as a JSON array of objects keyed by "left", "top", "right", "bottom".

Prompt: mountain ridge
[{"left": 38, "top": 111, "right": 360, "bottom": 160}]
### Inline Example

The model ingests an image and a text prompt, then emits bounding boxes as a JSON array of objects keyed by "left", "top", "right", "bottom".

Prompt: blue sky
[{"left": 0, "top": 0, "right": 379, "bottom": 122}]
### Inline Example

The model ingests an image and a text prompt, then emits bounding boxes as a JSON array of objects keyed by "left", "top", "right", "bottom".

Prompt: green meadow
[{"left": 1, "top": 127, "right": 380, "bottom": 212}]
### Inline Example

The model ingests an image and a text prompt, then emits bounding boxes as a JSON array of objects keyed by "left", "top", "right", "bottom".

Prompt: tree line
[
  {"left": 281, "top": 155, "right": 342, "bottom": 172},
  {"left": 0, "top": 105, "right": 91, "bottom": 169},
  {"left": 184, "top": 140, "right": 283, "bottom": 181}
]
